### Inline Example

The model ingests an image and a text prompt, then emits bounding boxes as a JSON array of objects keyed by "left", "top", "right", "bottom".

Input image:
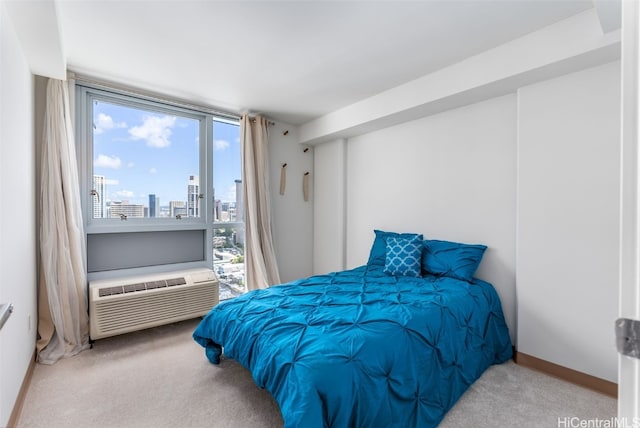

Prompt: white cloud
[
  {"left": 94, "top": 154, "right": 122, "bottom": 169},
  {"left": 94, "top": 113, "right": 126, "bottom": 135},
  {"left": 105, "top": 178, "right": 119, "bottom": 185},
  {"left": 114, "top": 190, "right": 135, "bottom": 199},
  {"left": 149, "top": 167, "right": 157, "bottom": 174},
  {"left": 129, "top": 115, "right": 176, "bottom": 148},
  {"left": 127, "top": 162, "right": 135, "bottom": 168},
  {"left": 223, "top": 183, "right": 238, "bottom": 202},
  {"left": 214, "top": 139, "right": 230, "bottom": 151}
]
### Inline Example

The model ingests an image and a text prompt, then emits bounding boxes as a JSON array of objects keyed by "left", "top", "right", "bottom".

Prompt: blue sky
[{"left": 93, "top": 99, "right": 241, "bottom": 208}]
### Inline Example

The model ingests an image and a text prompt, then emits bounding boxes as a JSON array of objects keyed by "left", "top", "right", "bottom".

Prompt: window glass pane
[
  {"left": 212, "top": 119, "right": 242, "bottom": 222},
  {"left": 92, "top": 99, "right": 200, "bottom": 219},
  {"left": 213, "top": 226, "right": 246, "bottom": 300},
  {"left": 212, "top": 119, "right": 245, "bottom": 300}
]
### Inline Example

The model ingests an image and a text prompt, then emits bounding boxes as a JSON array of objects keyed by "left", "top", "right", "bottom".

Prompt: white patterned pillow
[{"left": 384, "top": 235, "right": 423, "bottom": 277}]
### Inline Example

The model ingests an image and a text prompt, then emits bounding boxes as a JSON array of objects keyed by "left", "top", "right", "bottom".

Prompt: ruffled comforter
[{"left": 193, "top": 265, "right": 512, "bottom": 427}]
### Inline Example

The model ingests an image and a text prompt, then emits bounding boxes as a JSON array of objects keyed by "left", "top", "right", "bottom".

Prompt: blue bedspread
[{"left": 193, "top": 265, "right": 512, "bottom": 428}]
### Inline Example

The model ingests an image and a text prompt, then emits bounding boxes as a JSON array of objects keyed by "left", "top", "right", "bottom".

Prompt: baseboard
[
  {"left": 6, "top": 350, "right": 36, "bottom": 428},
  {"left": 514, "top": 351, "right": 617, "bottom": 398}
]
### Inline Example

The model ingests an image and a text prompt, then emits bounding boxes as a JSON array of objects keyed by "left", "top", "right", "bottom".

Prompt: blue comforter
[{"left": 193, "top": 265, "right": 512, "bottom": 427}]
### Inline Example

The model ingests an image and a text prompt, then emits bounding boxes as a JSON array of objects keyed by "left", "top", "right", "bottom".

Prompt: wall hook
[
  {"left": 280, "top": 163, "right": 287, "bottom": 195},
  {"left": 303, "top": 172, "right": 310, "bottom": 202}
]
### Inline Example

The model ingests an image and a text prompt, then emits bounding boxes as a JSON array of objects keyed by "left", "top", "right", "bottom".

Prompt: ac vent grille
[
  {"left": 97, "top": 277, "right": 188, "bottom": 297},
  {"left": 89, "top": 268, "right": 218, "bottom": 340}
]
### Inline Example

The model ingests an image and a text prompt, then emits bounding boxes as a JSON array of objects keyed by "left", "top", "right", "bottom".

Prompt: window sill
[{"left": 86, "top": 220, "right": 208, "bottom": 235}]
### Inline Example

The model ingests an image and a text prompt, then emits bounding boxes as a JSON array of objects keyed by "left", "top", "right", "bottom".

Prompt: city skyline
[
  {"left": 92, "top": 99, "right": 241, "bottom": 209},
  {"left": 94, "top": 173, "right": 243, "bottom": 221}
]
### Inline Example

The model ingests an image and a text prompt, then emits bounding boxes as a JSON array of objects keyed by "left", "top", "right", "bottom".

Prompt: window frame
[
  {"left": 75, "top": 83, "right": 237, "bottom": 234},
  {"left": 76, "top": 82, "right": 245, "bottom": 291}
]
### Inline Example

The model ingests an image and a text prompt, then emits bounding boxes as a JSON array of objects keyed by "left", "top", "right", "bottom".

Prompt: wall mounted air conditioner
[{"left": 89, "top": 268, "right": 218, "bottom": 340}]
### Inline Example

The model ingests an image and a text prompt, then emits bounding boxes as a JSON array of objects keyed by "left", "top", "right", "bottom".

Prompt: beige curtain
[
  {"left": 240, "top": 114, "right": 281, "bottom": 290},
  {"left": 37, "top": 79, "right": 90, "bottom": 364}
]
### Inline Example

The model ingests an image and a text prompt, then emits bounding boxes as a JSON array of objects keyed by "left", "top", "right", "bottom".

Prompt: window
[
  {"left": 82, "top": 93, "right": 204, "bottom": 223},
  {"left": 212, "top": 118, "right": 246, "bottom": 300},
  {"left": 77, "top": 84, "right": 245, "bottom": 300}
]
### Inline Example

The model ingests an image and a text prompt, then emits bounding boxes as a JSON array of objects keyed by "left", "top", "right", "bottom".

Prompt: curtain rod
[{"left": 68, "top": 71, "right": 242, "bottom": 121}]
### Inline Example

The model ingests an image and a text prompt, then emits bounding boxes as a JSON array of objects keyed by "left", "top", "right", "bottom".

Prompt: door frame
[{"left": 618, "top": 0, "right": 640, "bottom": 420}]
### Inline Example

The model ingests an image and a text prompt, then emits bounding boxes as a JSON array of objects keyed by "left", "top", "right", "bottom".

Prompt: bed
[{"left": 193, "top": 231, "right": 512, "bottom": 428}]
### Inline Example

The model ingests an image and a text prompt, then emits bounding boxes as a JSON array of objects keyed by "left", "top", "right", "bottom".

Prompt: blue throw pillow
[
  {"left": 367, "top": 230, "right": 423, "bottom": 267},
  {"left": 384, "top": 235, "right": 423, "bottom": 277},
  {"left": 422, "top": 239, "right": 487, "bottom": 282}
]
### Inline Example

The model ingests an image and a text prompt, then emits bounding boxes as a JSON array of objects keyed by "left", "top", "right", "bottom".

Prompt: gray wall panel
[{"left": 87, "top": 230, "right": 205, "bottom": 272}]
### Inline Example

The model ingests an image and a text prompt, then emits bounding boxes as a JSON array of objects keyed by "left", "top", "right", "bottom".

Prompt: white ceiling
[{"left": 53, "top": 0, "right": 596, "bottom": 125}]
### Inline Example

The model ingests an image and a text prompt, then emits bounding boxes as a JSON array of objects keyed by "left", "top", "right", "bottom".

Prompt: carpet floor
[{"left": 17, "top": 319, "right": 616, "bottom": 428}]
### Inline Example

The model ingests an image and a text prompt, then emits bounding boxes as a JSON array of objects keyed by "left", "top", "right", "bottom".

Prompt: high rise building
[
  {"left": 169, "top": 200, "right": 187, "bottom": 218},
  {"left": 214, "top": 199, "right": 221, "bottom": 221},
  {"left": 187, "top": 175, "right": 199, "bottom": 217},
  {"left": 228, "top": 203, "right": 237, "bottom": 222},
  {"left": 235, "top": 179, "right": 245, "bottom": 245},
  {"left": 220, "top": 202, "right": 230, "bottom": 221},
  {"left": 148, "top": 194, "right": 159, "bottom": 218},
  {"left": 92, "top": 175, "right": 107, "bottom": 218},
  {"left": 109, "top": 201, "right": 144, "bottom": 218},
  {"left": 235, "top": 179, "right": 243, "bottom": 222}
]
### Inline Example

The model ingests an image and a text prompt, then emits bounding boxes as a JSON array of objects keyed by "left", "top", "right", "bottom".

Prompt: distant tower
[
  {"left": 187, "top": 175, "right": 199, "bottom": 217},
  {"left": 235, "top": 179, "right": 243, "bottom": 222},
  {"left": 169, "top": 200, "right": 187, "bottom": 217},
  {"left": 148, "top": 194, "right": 159, "bottom": 218},
  {"left": 92, "top": 175, "right": 107, "bottom": 218},
  {"left": 221, "top": 202, "right": 230, "bottom": 221},
  {"left": 214, "top": 199, "right": 221, "bottom": 222},
  {"left": 235, "top": 179, "right": 244, "bottom": 245},
  {"left": 109, "top": 201, "right": 144, "bottom": 218}
]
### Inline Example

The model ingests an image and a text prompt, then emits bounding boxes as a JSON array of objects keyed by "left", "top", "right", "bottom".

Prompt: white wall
[
  {"left": 0, "top": 4, "right": 37, "bottom": 426},
  {"left": 344, "top": 94, "right": 518, "bottom": 342},
  {"left": 312, "top": 62, "right": 622, "bottom": 384},
  {"left": 313, "top": 139, "right": 346, "bottom": 275},
  {"left": 268, "top": 123, "right": 314, "bottom": 282},
  {"left": 517, "top": 61, "right": 620, "bottom": 382}
]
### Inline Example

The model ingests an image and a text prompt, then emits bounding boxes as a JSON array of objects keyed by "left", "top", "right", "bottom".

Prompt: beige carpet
[{"left": 17, "top": 319, "right": 616, "bottom": 428}]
